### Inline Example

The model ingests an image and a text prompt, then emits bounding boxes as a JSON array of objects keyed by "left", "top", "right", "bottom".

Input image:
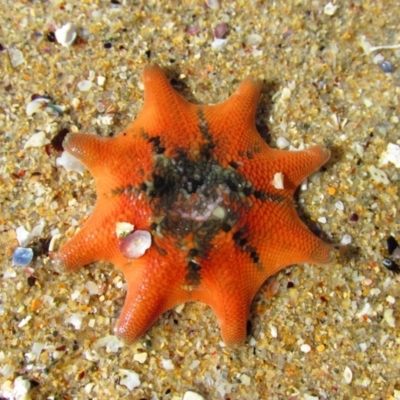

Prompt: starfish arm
[
  {"left": 116, "top": 256, "right": 185, "bottom": 343},
  {"left": 57, "top": 200, "right": 121, "bottom": 271},
  {"left": 130, "top": 65, "right": 199, "bottom": 143},
  {"left": 240, "top": 144, "right": 330, "bottom": 197},
  {"left": 63, "top": 133, "right": 113, "bottom": 176},
  {"left": 266, "top": 145, "right": 330, "bottom": 190},
  {"left": 203, "top": 77, "right": 263, "bottom": 161},
  {"left": 251, "top": 206, "right": 334, "bottom": 278},
  {"left": 211, "top": 292, "right": 250, "bottom": 346}
]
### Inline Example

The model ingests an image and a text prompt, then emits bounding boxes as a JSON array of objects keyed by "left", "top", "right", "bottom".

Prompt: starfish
[{"left": 56, "top": 64, "right": 333, "bottom": 345}]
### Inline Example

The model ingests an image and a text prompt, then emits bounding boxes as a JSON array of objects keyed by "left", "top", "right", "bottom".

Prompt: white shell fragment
[
  {"left": 26, "top": 98, "right": 50, "bottom": 116},
  {"left": 211, "top": 38, "right": 227, "bottom": 51},
  {"left": 115, "top": 222, "right": 135, "bottom": 238},
  {"left": 384, "top": 309, "right": 396, "bottom": 328},
  {"left": 271, "top": 172, "right": 284, "bottom": 189},
  {"left": 119, "top": 230, "right": 151, "bottom": 259},
  {"left": 183, "top": 391, "right": 205, "bottom": 400},
  {"left": 380, "top": 143, "right": 400, "bottom": 168},
  {"left": 300, "top": 343, "right": 311, "bottom": 353},
  {"left": 343, "top": 366, "right": 353, "bottom": 384},
  {"left": 24, "top": 131, "right": 50, "bottom": 149},
  {"left": 77, "top": 80, "right": 93, "bottom": 92},
  {"left": 367, "top": 165, "right": 390, "bottom": 184},
  {"left": 55, "top": 23, "right": 77, "bottom": 47},
  {"left": 281, "top": 87, "right": 291, "bottom": 100},
  {"left": 119, "top": 369, "right": 141, "bottom": 390},
  {"left": 56, "top": 150, "right": 86, "bottom": 175},
  {"left": 324, "top": 2, "right": 338, "bottom": 16},
  {"left": 8, "top": 48, "right": 25, "bottom": 68}
]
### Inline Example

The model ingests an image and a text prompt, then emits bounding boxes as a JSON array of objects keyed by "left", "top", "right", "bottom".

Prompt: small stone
[
  {"left": 133, "top": 352, "right": 148, "bottom": 363},
  {"left": 379, "top": 60, "right": 394, "bottom": 73},
  {"left": 276, "top": 136, "right": 290, "bottom": 149},
  {"left": 335, "top": 201, "right": 344, "bottom": 211},
  {"left": 300, "top": 343, "right": 311, "bottom": 353},
  {"left": 161, "top": 358, "right": 174, "bottom": 370},
  {"left": 12, "top": 247, "right": 34, "bottom": 267},
  {"left": 77, "top": 80, "right": 93, "bottom": 91},
  {"left": 383, "top": 258, "right": 400, "bottom": 273},
  {"left": 341, "top": 234, "right": 352, "bottom": 245},
  {"left": 85, "top": 281, "right": 99, "bottom": 295}
]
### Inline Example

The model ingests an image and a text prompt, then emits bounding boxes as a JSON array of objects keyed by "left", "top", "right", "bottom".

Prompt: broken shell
[
  {"left": 119, "top": 230, "right": 151, "bottom": 259},
  {"left": 55, "top": 23, "right": 77, "bottom": 47}
]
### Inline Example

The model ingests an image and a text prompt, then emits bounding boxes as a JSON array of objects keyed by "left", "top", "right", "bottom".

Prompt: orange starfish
[{"left": 56, "top": 64, "right": 333, "bottom": 345}]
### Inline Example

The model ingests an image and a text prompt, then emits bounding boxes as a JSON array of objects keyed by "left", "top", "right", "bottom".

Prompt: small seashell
[
  {"left": 115, "top": 222, "right": 135, "bottom": 238},
  {"left": 271, "top": 172, "right": 284, "bottom": 189},
  {"left": 77, "top": 80, "right": 93, "bottom": 92},
  {"left": 343, "top": 366, "right": 352, "bottom": 384},
  {"left": 26, "top": 98, "right": 50, "bottom": 116},
  {"left": 246, "top": 33, "right": 263, "bottom": 46},
  {"left": 281, "top": 87, "right": 291, "bottom": 100},
  {"left": 24, "top": 131, "right": 50, "bottom": 149},
  {"left": 119, "top": 230, "right": 151, "bottom": 259},
  {"left": 56, "top": 150, "right": 86, "bottom": 175},
  {"left": 55, "top": 23, "right": 77, "bottom": 47},
  {"left": 324, "top": 2, "right": 338, "bottom": 16},
  {"left": 211, "top": 38, "right": 227, "bottom": 51},
  {"left": 213, "top": 23, "right": 229, "bottom": 39},
  {"left": 205, "top": 0, "right": 219, "bottom": 9},
  {"left": 276, "top": 136, "right": 290, "bottom": 149}
]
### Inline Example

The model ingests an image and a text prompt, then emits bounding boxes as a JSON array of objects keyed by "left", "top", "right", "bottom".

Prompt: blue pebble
[
  {"left": 12, "top": 247, "right": 34, "bottom": 266},
  {"left": 380, "top": 60, "right": 394, "bottom": 73}
]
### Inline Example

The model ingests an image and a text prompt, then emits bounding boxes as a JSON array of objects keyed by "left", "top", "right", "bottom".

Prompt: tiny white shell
[
  {"left": 271, "top": 172, "right": 284, "bottom": 189},
  {"left": 26, "top": 99, "right": 49, "bottom": 116},
  {"left": 55, "top": 23, "right": 77, "bottom": 47},
  {"left": 119, "top": 230, "right": 151, "bottom": 259},
  {"left": 24, "top": 131, "right": 50, "bottom": 149},
  {"left": 56, "top": 150, "right": 86, "bottom": 175}
]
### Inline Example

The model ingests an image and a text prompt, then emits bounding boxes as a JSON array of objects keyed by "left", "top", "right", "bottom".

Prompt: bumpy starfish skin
[{"left": 57, "top": 64, "right": 333, "bottom": 345}]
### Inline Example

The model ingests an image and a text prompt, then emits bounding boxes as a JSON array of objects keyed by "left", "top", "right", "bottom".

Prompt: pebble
[
  {"left": 379, "top": 60, "right": 394, "bottom": 73},
  {"left": 300, "top": 343, "right": 311, "bottom": 353},
  {"left": 341, "top": 234, "right": 352, "bottom": 245},
  {"left": 12, "top": 247, "right": 33, "bottom": 266},
  {"left": 134, "top": 352, "right": 148, "bottom": 364}
]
